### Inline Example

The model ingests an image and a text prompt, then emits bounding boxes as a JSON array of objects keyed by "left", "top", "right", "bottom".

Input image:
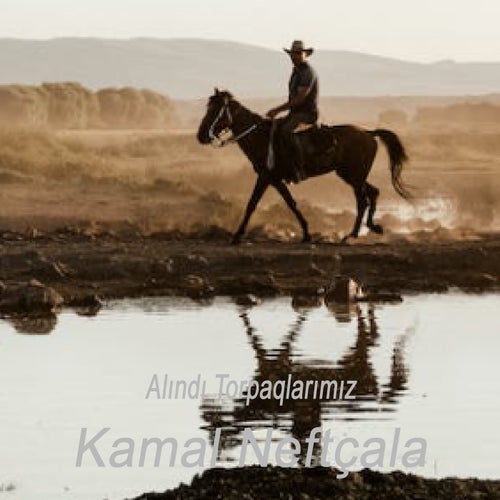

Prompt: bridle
[{"left": 208, "top": 96, "right": 259, "bottom": 148}]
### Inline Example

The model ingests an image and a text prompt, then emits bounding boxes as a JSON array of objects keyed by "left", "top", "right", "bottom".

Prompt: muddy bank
[
  {"left": 0, "top": 230, "right": 499, "bottom": 310},
  {"left": 131, "top": 466, "right": 500, "bottom": 499}
]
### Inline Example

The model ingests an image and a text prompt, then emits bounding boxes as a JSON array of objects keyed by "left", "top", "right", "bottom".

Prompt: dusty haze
[{"left": 0, "top": 84, "right": 498, "bottom": 242}]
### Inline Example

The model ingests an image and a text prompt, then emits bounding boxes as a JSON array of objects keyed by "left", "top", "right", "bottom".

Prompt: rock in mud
[
  {"left": 9, "top": 314, "right": 58, "bottom": 335},
  {"left": 68, "top": 294, "right": 104, "bottom": 316},
  {"left": 0, "top": 280, "right": 64, "bottom": 315}
]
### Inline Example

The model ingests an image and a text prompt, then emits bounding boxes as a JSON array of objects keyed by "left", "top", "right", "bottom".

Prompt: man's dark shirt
[{"left": 288, "top": 61, "right": 318, "bottom": 119}]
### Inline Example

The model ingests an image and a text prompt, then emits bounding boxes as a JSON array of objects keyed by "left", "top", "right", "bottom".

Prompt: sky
[{"left": 2, "top": 0, "right": 499, "bottom": 62}]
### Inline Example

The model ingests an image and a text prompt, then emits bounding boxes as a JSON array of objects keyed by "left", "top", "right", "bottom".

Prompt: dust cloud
[{"left": 0, "top": 89, "right": 498, "bottom": 240}]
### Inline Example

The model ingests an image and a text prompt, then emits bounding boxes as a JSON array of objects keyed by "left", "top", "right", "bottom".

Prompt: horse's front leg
[
  {"left": 232, "top": 172, "right": 269, "bottom": 244},
  {"left": 272, "top": 181, "right": 311, "bottom": 242}
]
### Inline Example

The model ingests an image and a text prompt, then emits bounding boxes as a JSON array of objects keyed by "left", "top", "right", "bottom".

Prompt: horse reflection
[{"left": 201, "top": 303, "right": 410, "bottom": 464}]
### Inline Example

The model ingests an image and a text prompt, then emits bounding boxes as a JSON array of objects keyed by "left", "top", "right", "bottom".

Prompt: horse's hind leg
[
  {"left": 365, "top": 182, "right": 383, "bottom": 234},
  {"left": 343, "top": 184, "right": 368, "bottom": 242}
]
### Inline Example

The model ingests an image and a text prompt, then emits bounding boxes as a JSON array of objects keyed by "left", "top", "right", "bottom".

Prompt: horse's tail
[{"left": 370, "top": 128, "right": 411, "bottom": 200}]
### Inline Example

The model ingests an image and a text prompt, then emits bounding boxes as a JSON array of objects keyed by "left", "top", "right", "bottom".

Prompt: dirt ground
[
  {"left": 132, "top": 466, "right": 500, "bottom": 500},
  {"left": 1, "top": 229, "right": 499, "bottom": 305},
  {"left": 1, "top": 110, "right": 499, "bottom": 309}
]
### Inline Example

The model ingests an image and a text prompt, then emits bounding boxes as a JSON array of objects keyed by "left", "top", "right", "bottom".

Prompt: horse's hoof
[
  {"left": 369, "top": 224, "right": 384, "bottom": 235},
  {"left": 231, "top": 235, "right": 242, "bottom": 245},
  {"left": 302, "top": 234, "right": 312, "bottom": 243}
]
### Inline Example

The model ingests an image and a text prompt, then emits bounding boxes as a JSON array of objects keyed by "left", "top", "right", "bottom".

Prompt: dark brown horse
[{"left": 197, "top": 89, "right": 410, "bottom": 244}]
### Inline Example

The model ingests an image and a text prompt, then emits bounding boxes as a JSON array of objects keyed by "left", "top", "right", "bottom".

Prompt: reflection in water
[
  {"left": 1, "top": 293, "right": 499, "bottom": 499},
  {"left": 7, "top": 314, "right": 58, "bottom": 335},
  {"left": 5, "top": 296, "right": 195, "bottom": 335},
  {"left": 201, "top": 302, "right": 410, "bottom": 464},
  {"left": 326, "top": 301, "right": 359, "bottom": 323}
]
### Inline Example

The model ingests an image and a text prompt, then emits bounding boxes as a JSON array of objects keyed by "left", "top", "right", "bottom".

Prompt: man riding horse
[
  {"left": 196, "top": 50, "right": 410, "bottom": 244},
  {"left": 266, "top": 40, "right": 319, "bottom": 183}
]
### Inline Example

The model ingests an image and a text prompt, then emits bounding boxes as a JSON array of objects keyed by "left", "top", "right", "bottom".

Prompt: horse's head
[{"left": 197, "top": 88, "right": 236, "bottom": 145}]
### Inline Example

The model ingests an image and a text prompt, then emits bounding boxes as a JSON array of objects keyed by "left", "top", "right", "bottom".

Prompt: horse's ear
[{"left": 214, "top": 87, "right": 220, "bottom": 95}]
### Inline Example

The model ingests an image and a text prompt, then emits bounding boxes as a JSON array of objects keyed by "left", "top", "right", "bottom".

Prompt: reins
[{"left": 208, "top": 98, "right": 261, "bottom": 148}]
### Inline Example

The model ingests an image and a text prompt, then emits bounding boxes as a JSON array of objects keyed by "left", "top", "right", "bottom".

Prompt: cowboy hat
[{"left": 283, "top": 40, "right": 314, "bottom": 56}]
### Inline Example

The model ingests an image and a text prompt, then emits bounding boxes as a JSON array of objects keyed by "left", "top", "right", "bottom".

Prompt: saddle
[
  {"left": 293, "top": 123, "right": 337, "bottom": 158},
  {"left": 270, "top": 123, "right": 339, "bottom": 183}
]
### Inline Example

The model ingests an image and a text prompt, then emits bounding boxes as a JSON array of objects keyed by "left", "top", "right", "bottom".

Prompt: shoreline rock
[{"left": 0, "top": 280, "right": 63, "bottom": 315}]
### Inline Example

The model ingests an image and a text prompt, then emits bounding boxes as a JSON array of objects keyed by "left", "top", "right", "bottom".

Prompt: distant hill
[{"left": 0, "top": 38, "right": 499, "bottom": 99}]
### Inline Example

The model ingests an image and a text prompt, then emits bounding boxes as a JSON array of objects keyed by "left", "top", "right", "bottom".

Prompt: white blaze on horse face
[
  {"left": 208, "top": 96, "right": 234, "bottom": 145},
  {"left": 208, "top": 103, "right": 227, "bottom": 143},
  {"left": 201, "top": 93, "right": 259, "bottom": 148}
]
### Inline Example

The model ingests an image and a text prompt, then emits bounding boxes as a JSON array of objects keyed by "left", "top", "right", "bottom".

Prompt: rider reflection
[{"left": 201, "top": 302, "right": 409, "bottom": 465}]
